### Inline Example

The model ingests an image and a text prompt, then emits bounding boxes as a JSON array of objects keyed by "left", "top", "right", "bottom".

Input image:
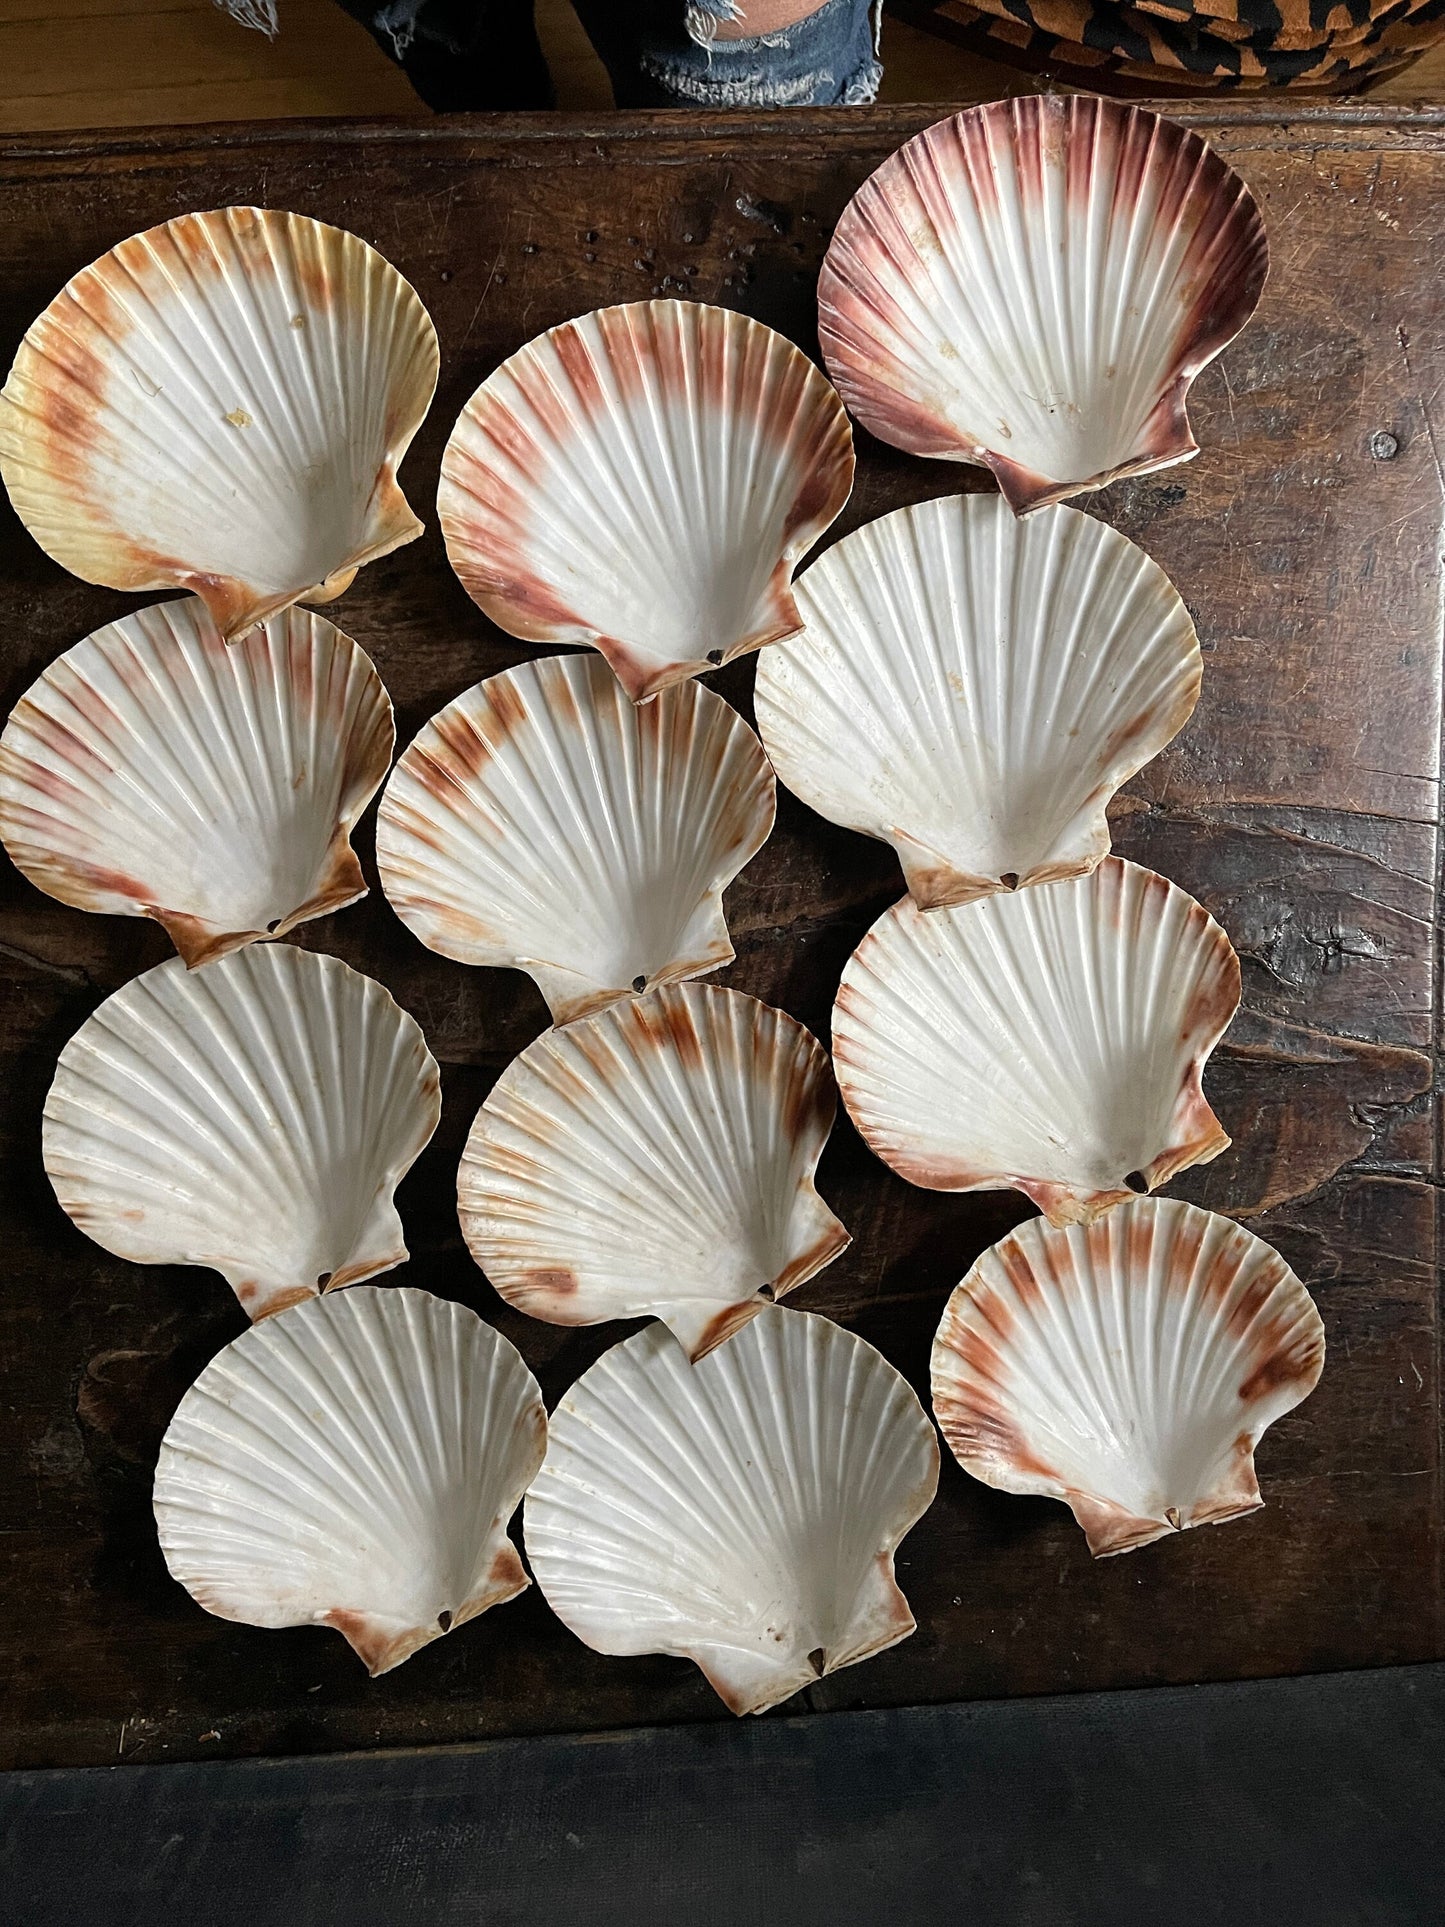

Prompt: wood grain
[{"left": 0, "top": 103, "right": 1440, "bottom": 1770}]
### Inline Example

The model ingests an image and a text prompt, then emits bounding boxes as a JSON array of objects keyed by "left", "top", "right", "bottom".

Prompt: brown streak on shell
[
  {"left": 627, "top": 986, "right": 706, "bottom": 1073},
  {"left": 689, "top": 1295, "right": 772, "bottom": 1362},
  {"left": 321, "top": 1606, "right": 418, "bottom": 1676},
  {"left": 772, "top": 1212, "right": 851, "bottom": 1298},
  {"left": 1239, "top": 1324, "right": 1326, "bottom": 1405}
]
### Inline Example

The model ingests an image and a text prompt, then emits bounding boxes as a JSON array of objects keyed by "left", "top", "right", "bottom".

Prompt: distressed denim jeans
[{"left": 329, "top": 0, "right": 883, "bottom": 111}]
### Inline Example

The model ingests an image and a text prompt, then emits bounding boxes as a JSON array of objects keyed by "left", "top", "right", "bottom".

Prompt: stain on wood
[{"left": 0, "top": 103, "right": 1440, "bottom": 1770}]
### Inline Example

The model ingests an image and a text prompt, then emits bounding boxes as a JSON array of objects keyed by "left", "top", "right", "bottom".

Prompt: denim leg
[
  {"left": 330, "top": 0, "right": 554, "bottom": 109},
  {"left": 570, "top": 0, "right": 884, "bottom": 107}
]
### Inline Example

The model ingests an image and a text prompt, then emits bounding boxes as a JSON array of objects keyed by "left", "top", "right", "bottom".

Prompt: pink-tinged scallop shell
[
  {"left": 818, "top": 97, "right": 1268, "bottom": 514},
  {"left": 0, "top": 208, "right": 439, "bottom": 636},
  {"left": 754, "top": 494, "right": 1200, "bottom": 909},
  {"left": 459, "top": 983, "right": 848, "bottom": 1362},
  {"left": 931, "top": 1198, "right": 1325, "bottom": 1557},
  {"left": 436, "top": 300, "right": 854, "bottom": 703},
  {"left": 155, "top": 1287, "right": 546, "bottom": 1674},
  {"left": 525, "top": 1307, "right": 938, "bottom": 1715},
  {"left": 0, "top": 596, "right": 394, "bottom": 968},
  {"left": 376, "top": 653, "right": 774, "bottom": 1026},
  {"left": 43, "top": 944, "right": 441, "bottom": 1321},
  {"left": 833, "top": 857, "right": 1240, "bottom": 1225}
]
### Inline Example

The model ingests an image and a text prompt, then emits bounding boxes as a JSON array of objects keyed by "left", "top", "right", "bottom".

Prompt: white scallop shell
[
  {"left": 930, "top": 1198, "right": 1325, "bottom": 1557},
  {"left": 754, "top": 495, "right": 1200, "bottom": 909},
  {"left": 375, "top": 654, "right": 775, "bottom": 1027},
  {"left": 459, "top": 984, "right": 849, "bottom": 1362},
  {"left": 44, "top": 944, "right": 441, "bottom": 1320},
  {"left": 833, "top": 857, "right": 1240, "bottom": 1226},
  {"left": 154, "top": 1286, "right": 546, "bottom": 1673},
  {"left": 524, "top": 1307, "right": 939, "bottom": 1715},
  {"left": 0, "top": 207, "right": 438, "bottom": 637},
  {"left": 818, "top": 98, "right": 1269, "bottom": 513},
  {"left": 0, "top": 596, "right": 394, "bottom": 968},
  {"left": 436, "top": 300, "right": 854, "bottom": 702}
]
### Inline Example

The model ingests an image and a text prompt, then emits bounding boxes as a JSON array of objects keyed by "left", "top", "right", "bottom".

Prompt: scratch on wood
[{"left": 1396, "top": 323, "right": 1445, "bottom": 499}]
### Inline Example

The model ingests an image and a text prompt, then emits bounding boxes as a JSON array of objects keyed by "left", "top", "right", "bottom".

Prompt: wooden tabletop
[{"left": 0, "top": 103, "right": 1441, "bottom": 1772}]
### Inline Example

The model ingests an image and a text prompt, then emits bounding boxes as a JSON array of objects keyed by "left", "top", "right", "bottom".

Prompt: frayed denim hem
[
  {"left": 640, "top": 48, "right": 881, "bottom": 106},
  {"left": 635, "top": 0, "right": 882, "bottom": 106}
]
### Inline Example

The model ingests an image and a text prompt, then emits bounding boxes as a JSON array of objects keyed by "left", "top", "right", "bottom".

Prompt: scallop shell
[
  {"left": 817, "top": 98, "right": 1269, "bottom": 513},
  {"left": 459, "top": 983, "right": 849, "bottom": 1362},
  {"left": 0, "top": 207, "right": 439, "bottom": 636},
  {"left": 436, "top": 300, "right": 855, "bottom": 702},
  {"left": 154, "top": 1286, "right": 546, "bottom": 1673},
  {"left": 930, "top": 1198, "right": 1325, "bottom": 1556},
  {"left": 375, "top": 654, "right": 775, "bottom": 1026},
  {"left": 834, "top": 857, "right": 1240, "bottom": 1225},
  {"left": 524, "top": 1307, "right": 939, "bottom": 1715},
  {"left": 754, "top": 494, "right": 1200, "bottom": 909},
  {"left": 44, "top": 944, "right": 441, "bottom": 1320},
  {"left": 0, "top": 596, "right": 394, "bottom": 967}
]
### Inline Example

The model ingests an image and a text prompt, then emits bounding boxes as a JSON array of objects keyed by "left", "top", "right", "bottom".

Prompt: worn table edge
[
  {"left": 3, "top": 1656, "right": 1442, "bottom": 1788},
  {"left": 2, "top": 100, "right": 1445, "bottom": 168}
]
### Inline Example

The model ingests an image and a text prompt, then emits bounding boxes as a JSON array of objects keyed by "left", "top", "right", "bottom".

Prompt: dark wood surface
[
  {"left": 6, "top": 1664, "right": 1445, "bottom": 1926},
  {"left": 0, "top": 104, "right": 1440, "bottom": 1773}
]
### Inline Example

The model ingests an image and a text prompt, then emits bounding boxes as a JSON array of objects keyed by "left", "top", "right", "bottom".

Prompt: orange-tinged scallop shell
[
  {"left": 833, "top": 858, "right": 1240, "bottom": 1225},
  {"left": 376, "top": 654, "right": 775, "bottom": 1026},
  {"left": 0, "top": 207, "right": 438, "bottom": 635},
  {"left": 0, "top": 596, "right": 393, "bottom": 967},
  {"left": 931, "top": 1198, "right": 1325, "bottom": 1556},
  {"left": 437, "top": 299, "right": 854, "bottom": 702},
  {"left": 525, "top": 1307, "right": 938, "bottom": 1714},
  {"left": 43, "top": 945, "right": 441, "bottom": 1321},
  {"left": 459, "top": 984, "right": 848, "bottom": 1361}
]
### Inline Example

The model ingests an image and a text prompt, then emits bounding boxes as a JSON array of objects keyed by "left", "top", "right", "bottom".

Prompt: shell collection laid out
[
  {"left": 0, "top": 207, "right": 439, "bottom": 638},
  {"left": 375, "top": 653, "right": 774, "bottom": 1024},
  {"left": 4, "top": 111, "right": 1322, "bottom": 1706},
  {"left": 754, "top": 493, "right": 1201, "bottom": 908},
  {"left": 930, "top": 1200, "right": 1326, "bottom": 1557},
  {"left": 818, "top": 97, "right": 1269, "bottom": 513},
  {"left": 436, "top": 299, "right": 855, "bottom": 701},
  {"left": 43, "top": 945, "right": 441, "bottom": 1321},
  {"left": 155, "top": 1287, "right": 546, "bottom": 1674},
  {"left": 0, "top": 596, "right": 394, "bottom": 967},
  {"left": 458, "top": 983, "right": 848, "bottom": 1362},
  {"left": 525, "top": 1308, "right": 939, "bottom": 1715},
  {"left": 833, "top": 858, "right": 1241, "bottom": 1226}
]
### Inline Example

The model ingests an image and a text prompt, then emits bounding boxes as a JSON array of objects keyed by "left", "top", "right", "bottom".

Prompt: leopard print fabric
[{"left": 890, "top": 0, "right": 1445, "bottom": 88}]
